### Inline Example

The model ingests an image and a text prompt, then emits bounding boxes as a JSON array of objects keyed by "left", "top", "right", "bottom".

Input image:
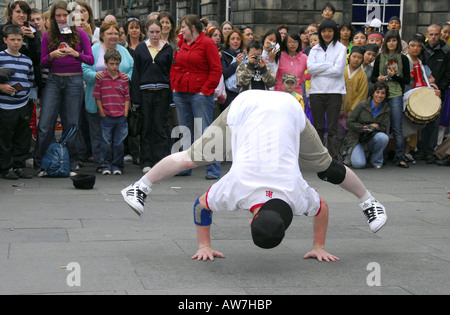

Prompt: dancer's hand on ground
[
  {"left": 304, "top": 248, "right": 340, "bottom": 262},
  {"left": 192, "top": 246, "right": 225, "bottom": 261}
]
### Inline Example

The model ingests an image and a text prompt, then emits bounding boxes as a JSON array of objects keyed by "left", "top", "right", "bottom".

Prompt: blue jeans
[
  {"left": 100, "top": 115, "right": 128, "bottom": 171},
  {"left": 350, "top": 132, "right": 389, "bottom": 168},
  {"left": 34, "top": 74, "right": 84, "bottom": 171},
  {"left": 173, "top": 92, "right": 221, "bottom": 178},
  {"left": 86, "top": 111, "right": 107, "bottom": 170},
  {"left": 388, "top": 96, "right": 405, "bottom": 158}
]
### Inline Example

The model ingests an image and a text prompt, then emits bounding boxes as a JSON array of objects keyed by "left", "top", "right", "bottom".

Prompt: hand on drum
[{"left": 430, "top": 83, "right": 441, "bottom": 98}]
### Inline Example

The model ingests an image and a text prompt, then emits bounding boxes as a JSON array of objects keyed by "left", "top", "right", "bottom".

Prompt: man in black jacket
[{"left": 417, "top": 24, "right": 450, "bottom": 163}]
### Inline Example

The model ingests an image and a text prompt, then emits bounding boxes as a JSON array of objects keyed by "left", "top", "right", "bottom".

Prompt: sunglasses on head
[
  {"left": 127, "top": 17, "right": 140, "bottom": 22},
  {"left": 239, "top": 25, "right": 248, "bottom": 31},
  {"left": 9, "top": 0, "right": 20, "bottom": 8}
]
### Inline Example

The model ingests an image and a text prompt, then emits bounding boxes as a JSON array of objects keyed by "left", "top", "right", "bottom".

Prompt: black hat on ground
[
  {"left": 71, "top": 174, "right": 96, "bottom": 190},
  {"left": 251, "top": 199, "right": 293, "bottom": 249}
]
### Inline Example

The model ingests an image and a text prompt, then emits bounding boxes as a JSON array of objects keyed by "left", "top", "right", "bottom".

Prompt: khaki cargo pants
[{"left": 187, "top": 105, "right": 332, "bottom": 173}]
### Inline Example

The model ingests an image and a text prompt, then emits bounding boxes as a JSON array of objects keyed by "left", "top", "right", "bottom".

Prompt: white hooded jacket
[{"left": 307, "top": 41, "right": 347, "bottom": 95}]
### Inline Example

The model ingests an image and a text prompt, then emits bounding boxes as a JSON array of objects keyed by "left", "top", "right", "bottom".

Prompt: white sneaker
[
  {"left": 69, "top": 172, "right": 78, "bottom": 177},
  {"left": 359, "top": 197, "right": 387, "bottom": 233},
  {"left": 121, "top": 183, "right": 151, "bottom": 216},
  {"left": 36, "top": 170, "right": 47, "bottom": 177},
  {"left": 113, "top": 170, "right": 122, "bottom": 175},
  {"left": 142, "top": 166, "right": 151, "bottom": 174},
  {"left": 102, "top": 169, "right": 111, "bottom": 175}
]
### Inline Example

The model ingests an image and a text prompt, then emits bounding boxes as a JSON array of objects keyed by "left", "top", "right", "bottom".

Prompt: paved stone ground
[{"left": 0, "top": 159, "right": 449, "bottom": 295}]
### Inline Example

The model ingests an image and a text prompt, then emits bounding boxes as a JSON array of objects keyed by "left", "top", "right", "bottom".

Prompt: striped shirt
[
  {"left": 92, "top": 70, "right": 130, "bottom": 117},
  {"left": 0, "top": 50, "right": 34, "bottom": 110}
]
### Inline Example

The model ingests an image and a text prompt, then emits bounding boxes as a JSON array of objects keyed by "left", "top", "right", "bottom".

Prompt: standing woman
[
  {"left": 131, "top": 19, "right": 173, "bottom": 173},
  {"left": 371, "top": 30, "right": 410, "bottom": 168},
  {"left": 307, "top": 19, "right": 347, "bottom": 159},
  {"left": 157, "top": 11, "right": 179, "bottom": 157},
  {"left": 275, "top": 32, "right": 311, "bottom": 95},
  {"left": 352, "top": 30, "right": 367, "bottom": 47},
  {"left": 34, "top": 0, "right": 94, "bottom": 175},
  {"left": 75, "top": 1, "right": 98, "bottom": 44},
  {"left": 261, "top": 29, "right": 282, "bottom": 81},
  {"left": 339, "top": 21, "right": 354, "bottom": 53},
  {"left": 222, "top": 29, "right": 246, "bottom": 110},
  {"left": 171, "top": 14, "right": 222, "bottom": 179},
  {"left": 82, "top": 21, "right": 134, "bottom": 173},
  {"left": 125, "top": 17, "right": 144, "bottom": 57},
  {"left": 158, "top": 11, "right": 178, "bottom": 49},
  {"left": 221, "top": 21, "right": 233, "bottom": 39},
  {"left": 206, "top": 26, "right": 224, "bottom": 44}
]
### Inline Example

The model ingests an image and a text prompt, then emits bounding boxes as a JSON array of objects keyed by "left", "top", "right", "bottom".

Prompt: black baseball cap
[
  {"left": 251, "top": 199, "right": 293, "bottom": 249},
  {"left": 71, "top": 174, "right": 96, "bottom": 190}
]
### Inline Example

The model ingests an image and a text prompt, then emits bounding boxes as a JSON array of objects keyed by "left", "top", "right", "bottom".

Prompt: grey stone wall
[
  {"left": 231, "top": 0, "right": 346, "bottom": 35},
  {"left": 24, "top": 0, "right": 447, "bottom": 41}
]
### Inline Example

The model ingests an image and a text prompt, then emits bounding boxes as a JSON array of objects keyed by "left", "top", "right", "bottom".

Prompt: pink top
[
  {"left": 275, "top": 51, "right": 311, "bottom": 95},
  {"left": 40, "top": 28, "right": 94, "bottom": 73}
]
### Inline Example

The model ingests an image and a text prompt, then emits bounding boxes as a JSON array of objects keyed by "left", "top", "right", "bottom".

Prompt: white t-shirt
[{"left": 206, "top": 90, "right": 321, "bottom": 216}]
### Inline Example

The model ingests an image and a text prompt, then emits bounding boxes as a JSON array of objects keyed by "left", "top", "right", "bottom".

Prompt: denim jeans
[
  {"left": 388, "top": 96, "right": 405, "bottom": 158},
  {"left": 350, "top": 132, "right": 389, "bottom": 168},
  {"left": 86, "top": 111, "right": 107, "bottom": 170},
  {"left": 100, "top": 115, "right": 128, "bottom": 171},
  {"left": 34, "top": 74, "right": 84, "bottom": 171},
  {"left": 173, "top": 92, "right": 221, "bottom": 178}
]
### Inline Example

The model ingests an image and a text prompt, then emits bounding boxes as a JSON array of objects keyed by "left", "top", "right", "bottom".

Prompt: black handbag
[
  {"left": 127, "top": 104, "right": 142, "bottom": 137},
  {"left": 359, "top": 126, "right": 378, "bottom": 144}
]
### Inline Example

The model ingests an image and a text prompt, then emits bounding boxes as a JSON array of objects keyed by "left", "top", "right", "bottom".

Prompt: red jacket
[{"left": 171, "top": 32, "right": 222, "bottom": 96}]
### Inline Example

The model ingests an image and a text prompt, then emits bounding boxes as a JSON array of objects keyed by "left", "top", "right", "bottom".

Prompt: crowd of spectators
[{"left": 0, "top": 1, "right": 449, "bottom": 181}]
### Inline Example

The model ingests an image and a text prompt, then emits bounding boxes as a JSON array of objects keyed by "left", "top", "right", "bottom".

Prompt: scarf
[{"left": 380, "top": 52, "right": 403, "bottom": 77}]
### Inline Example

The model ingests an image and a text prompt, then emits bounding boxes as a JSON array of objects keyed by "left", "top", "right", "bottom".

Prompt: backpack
[{"left": 40, "top": 125, "right": 77, "bottom": 177}]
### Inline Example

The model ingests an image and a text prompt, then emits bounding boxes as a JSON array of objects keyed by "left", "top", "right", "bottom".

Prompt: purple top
[{"left": 40, "top": 28, "right": 94, "bottom": 73}]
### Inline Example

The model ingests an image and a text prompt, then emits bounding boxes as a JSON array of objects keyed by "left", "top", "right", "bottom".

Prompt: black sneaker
[
  {"left": 14, "top": 168, "right": 33, "bottom": 179},
  {"left": 403, "top": 154, "right": 416, "bottom": 164},
  {"left": 426, "top": 155, "right": 437, "bottom": 164},
  {"left": 436, "top": 156, "right": 450, "bottom": 166},
  {"left": 393, "top": 156, "right": 409, "bottom": 168},
  {"left": 2, "top": 168, "right": 19, "bottom": 180}
]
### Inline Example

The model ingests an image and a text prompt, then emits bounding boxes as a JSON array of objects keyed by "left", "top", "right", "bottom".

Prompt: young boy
[
  {"left": 309, "top": 32, "right": 319, "bottom": 48},
  {"left": 0, "top": 25, "right": 35, "bottom": 180},
  {"left": 236, "top": 40, "right": 276, "bottom": 92},
  {"left": 282, "top": 73, "right": 305, "bottom": 111},
  {"left": 93, "top": 49, "right": 130, "bottom": 175},
  {"left": 321, "top": 3, "right": 336, "bottom": 20}
]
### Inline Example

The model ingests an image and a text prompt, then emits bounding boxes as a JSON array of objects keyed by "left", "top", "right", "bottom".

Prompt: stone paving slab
[{"left": 0, "top": 160, "right": 449, "bottom": 295}]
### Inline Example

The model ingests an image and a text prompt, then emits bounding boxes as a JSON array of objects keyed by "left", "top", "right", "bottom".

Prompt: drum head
[{"left": 407, "top": 88, "right": 441, "bottom": 123}]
